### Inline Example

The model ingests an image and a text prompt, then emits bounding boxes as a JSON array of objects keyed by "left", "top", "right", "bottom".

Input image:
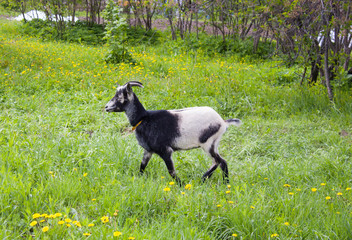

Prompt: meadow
[{"left": 1, "top": 19, "right": 352, "bottom": 239}]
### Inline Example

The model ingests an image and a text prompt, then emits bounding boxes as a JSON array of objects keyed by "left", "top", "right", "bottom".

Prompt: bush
[
  {"left": 21, "top": 19, "right": 105, "bottom": 45},
  {"left": 126, "top": 27, "right": 161, "bottom": 45},
  {"left": 165, "top": 33, "right": 274, "bottom": 60}
]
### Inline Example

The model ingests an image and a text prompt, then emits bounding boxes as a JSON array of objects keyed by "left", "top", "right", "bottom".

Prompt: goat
[{"left": 105, "top": 81, "right": 241, "bottom": 184}]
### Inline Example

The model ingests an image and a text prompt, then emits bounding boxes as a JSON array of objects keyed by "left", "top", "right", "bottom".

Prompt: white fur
[{"left": 171, "top": 107, "right": 228, "bottom": 150}]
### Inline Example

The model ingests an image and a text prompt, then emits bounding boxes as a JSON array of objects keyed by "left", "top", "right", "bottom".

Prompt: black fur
[
  {"left": 202, "top": 142, "right": 229, "bottom": 183},
  {"left": 199, "top": 123, "right": 221, "bottom": 143},
  {"left": 135, "top": 110, "right": 180, "bottom": 153}
]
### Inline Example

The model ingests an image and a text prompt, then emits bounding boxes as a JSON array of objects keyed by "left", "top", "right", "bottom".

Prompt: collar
[{"left": 132, "top": 120, "right": 143, "bottom": 131}]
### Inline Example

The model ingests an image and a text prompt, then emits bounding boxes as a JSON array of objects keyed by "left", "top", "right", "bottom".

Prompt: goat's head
[{"left": 105, "top": 81, "right": 143, "bottom": 112}]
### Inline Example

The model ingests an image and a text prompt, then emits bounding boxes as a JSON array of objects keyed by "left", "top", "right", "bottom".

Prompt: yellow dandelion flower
[
  {"left": 271, "top": 233, "right": 278, "bottom": 237},
  {"left": 58, "top": 221, "right": 65, "bottom": 225},
  {"left": 32, "top": 213, "right": 41, "bottom": 219},
  {"left": 283, "top": 184, "right": 291, "bottom": 187},
  {"left": 42, "top": 226, "right": 49, "bottom": 232},
  {"left": 185, "top": 184, "right": 192, "bottom": 190},
  {"left": 227, "top": 184, "right": 231, "bottom": 188},
  {"left": 83, "top": 173, "right": 88, "bottom": 177},
  {"left": 311, "top": 188, "right": 317, "bottom": 192},
  {"left": 101, "top": 216, "right": 109, "bottom": 223},
  {"left": 54, "top": 213, "right": 62, "bottom": 218},
  {"left": 326, "top": 196, "right": 331, "bottom": 200},
  {"left": 289, "top": 192, "right": 294, "bottom": 195},
  {"left": 228, "top": 201, "right": 234, "bottom": 204},
  {"left": 83, "top": 233, "right": 91, "bottom": 236},
  {"left": 163, "top": 187, "right": 171, "bottom": 192},
  {"left": 128, "top": 237, "right": 135, "bottom": 240},
  {"left": 113, "top": 231, "right": 122, "bottom": 237},
  {"left": 321, "top": 183, "right": 326, "bottom": 186},
  {"left": 30, "top": 221, "right": 37, "bottom": 227},
  {"left": 169, "top": 182, "right": 175, "bottom": 185},
  {"left": 217, "top": 204, "right": 222, "bottom": 208},
  {"left": 65, "top": 218, "right": 72, "bottom": 223},
  {"left": 88, "top": 223, "right": 95, "bottom": 227},
  {"left": 284, "top": 222, "right": 290, "bottom": 226},
  {"left": 181, "top": 192, "right": 185, "bottom": 195},
  {"left": 337, "top": 192, "right": 343, "bottom": 196},
  {"left": 226, "top": 190, "right": 231, "bottom": 194},
  {"left": 232, "top": 233, "right": 238, "bottom": 237},
  {"left": 92, "top": 198, "right": 96, "bottom": 201},
  {"left": 66, "top": 224, "right": 72, "bottom": 227},
  {"left": 250, "top": 206, "right": 255, "bottom": 209},
  {"left": 346, "top": 187, "right": 351, "bottom": 191}
]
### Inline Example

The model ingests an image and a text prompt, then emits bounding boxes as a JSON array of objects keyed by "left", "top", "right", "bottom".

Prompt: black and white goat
[{"left": 105, "top": 81, "right": 241, "bottom": 183}]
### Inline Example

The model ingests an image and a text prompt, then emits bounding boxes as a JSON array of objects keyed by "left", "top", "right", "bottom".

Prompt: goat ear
[{"left": 126, "top": 82, "right": 133, "bottom": 94}]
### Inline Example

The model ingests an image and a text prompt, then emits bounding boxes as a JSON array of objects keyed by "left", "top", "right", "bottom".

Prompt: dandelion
[
  {"left": 83, "top": 233, "right": 91, "bottom": 236},
  {"left": 30, "top": 221, "right": 37, "bottom": 227},
  {"left": 83, "top": 173, "right": 88, "bottom": 177},
  {"left": 346, "top": 188, "right": 351, "bottom": 191},
  {"left": 58, "top": 221, "right": 65, "bottom": 225},
  {"left": 128, "top": 237, "right": 135, "bottom": 240},
  {"left": 42, "top": 226, "right": 49, "bottom": 232},
  {"left": 65, "top": 218, "right": 72, "bottom": 223},
  {"left": 227, "top": 184, "right": 231, "bottom": 188},
  {"left": 326, "top": 196, "right": 331, "bottom": 200},
  {"left": 337, "top": 192, "right": 343, "bottom": 196},
  {"left": 101, "top": 216, "right": 109, "bottom": 223},
  {"left": 283, "top": 184, "right": 291, "bottom": 187},
  {"left": 32, "top": 213, "right": 41, "bottom": 219},
  {"left": 226, "top": 190, "right": 231, "bottom": 194},
  {"left": 232, "top": 233, "right": 238, "bottom": 237},
  {"left": 113, "top": 231, "right": 122, "bottom": 237},
  {"left": 54, "top": 213, "right": 62, "bottom": 218},
  {"left": 92, "top": 199, "right": 96, "bottom": 201},
  {"left": 250, "top": 206, "right": 255, "bottom": 209},
  {"left": 321, "top": 183, "right": 326, "bottom": 186},
  {"left": 66, "top": 224, "right": 72, "bottom": 227},
  {"left": 311, "top": 188, "right": 317, "bottom": 192},
  {"left": 289, "top": 192, "right": 294, "bottom": 195},
  {"left": 185, "top": 184, "right": 192, "bottom": 190},
  {"left": 163, "top": 187, "right": 171, "bottom": 192},
  {"left": 228, "top": 201, "right": 234, "bottom": 204},
  {"left": 284, "top": 222, "right": 290, "bottom": 226},
  {"left": 181, "top": 192, "right": 185, "bottom": 195},
  {"left": 271, "top": 233, "right": 279, "bottom": 237},
  {"left": 88, "top": 223, "right": 95, "bottom": 227},
  {"left": 217, "top": 204, "right": 222, "bottom": 208},
  {"left": 169, "top": 182, "right": 175, "bottom": 185}
]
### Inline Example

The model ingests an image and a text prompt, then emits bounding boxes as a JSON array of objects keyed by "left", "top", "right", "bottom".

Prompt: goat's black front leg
[
  {"left": 158, "top": 148, "right": 182, "bottom": 185},
  {"left": 140, "top": 150, "right": 153, "bottom": 174}
]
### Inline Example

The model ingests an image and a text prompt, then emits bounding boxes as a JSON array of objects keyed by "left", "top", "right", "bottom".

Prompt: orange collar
[{"left": 132, "top": 120, "right": 143, "bottom": 131}]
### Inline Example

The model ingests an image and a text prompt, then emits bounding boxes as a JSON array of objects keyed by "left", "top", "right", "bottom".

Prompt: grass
[{"left": 1, "top": 19, "right": 352, "bottom": 239}]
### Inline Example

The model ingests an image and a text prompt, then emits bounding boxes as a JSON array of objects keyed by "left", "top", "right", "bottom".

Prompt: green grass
[{"left": 1, "top": 19, "right": 352, "bottom": 239}]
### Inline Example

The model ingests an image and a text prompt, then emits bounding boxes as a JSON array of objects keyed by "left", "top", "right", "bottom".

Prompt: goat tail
[{"left": 225, "top": 118, "right": 242, "bottom": 127}]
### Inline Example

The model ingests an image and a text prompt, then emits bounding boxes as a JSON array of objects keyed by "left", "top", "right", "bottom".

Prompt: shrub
[{"left": 102, "top": 0, "right": 134, "bottom": 64}]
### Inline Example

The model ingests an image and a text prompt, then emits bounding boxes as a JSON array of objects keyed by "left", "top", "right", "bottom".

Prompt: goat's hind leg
[{"left": 202, "top": 142, "right": 229, "bottom": 183}]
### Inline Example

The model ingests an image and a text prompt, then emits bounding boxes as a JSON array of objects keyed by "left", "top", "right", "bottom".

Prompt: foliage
[
  {"left": 20, "top": 19, "right": 105, "bottom": 45},
  {"left": 102, "top": 0, "right": 134, "bottom": 64},
  {"left": 1, "top": 19, "right": 352, "bottom": 239}
]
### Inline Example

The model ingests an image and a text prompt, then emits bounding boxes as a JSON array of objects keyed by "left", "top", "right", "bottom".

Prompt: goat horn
[{"left": 125, "top": 81, "right": 144, "bottom": 88}]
